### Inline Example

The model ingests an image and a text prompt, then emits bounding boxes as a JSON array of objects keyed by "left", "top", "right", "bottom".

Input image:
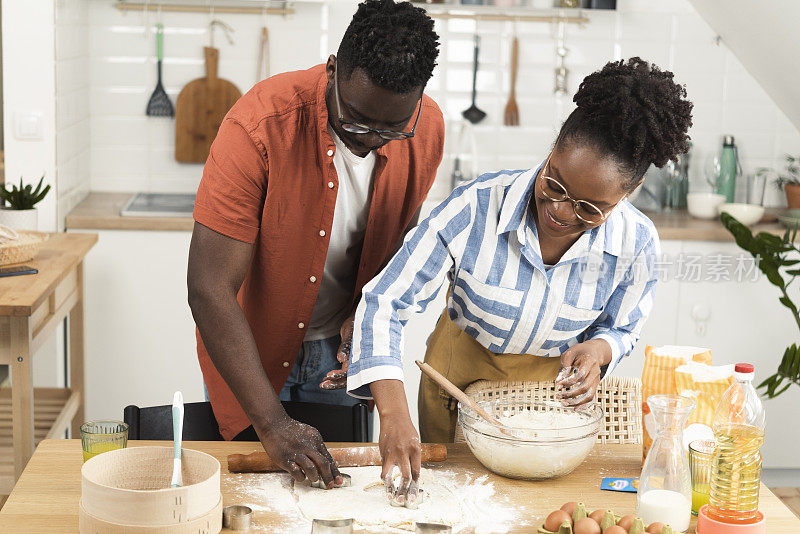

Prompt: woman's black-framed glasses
[
  {"left": 538, "top": 150, "right": 623, "bottom": 225},
  {"left": 334, "top": 68, "right": 422, "bottom": 141}
]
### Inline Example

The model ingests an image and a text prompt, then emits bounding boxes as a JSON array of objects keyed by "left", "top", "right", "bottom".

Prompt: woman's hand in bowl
[{"left": 555, "top": 339, "right": 612, "bottom": 407}]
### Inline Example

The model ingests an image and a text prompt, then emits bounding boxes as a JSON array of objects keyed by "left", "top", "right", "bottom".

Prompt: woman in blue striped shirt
[{"left": 329, "top": 57, "right": 693, "bottom": 505}]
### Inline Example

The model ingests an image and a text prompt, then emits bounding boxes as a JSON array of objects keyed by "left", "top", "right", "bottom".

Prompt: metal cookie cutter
[
  {"left": 416, "top": 523, "right": 452, "bottom": 533},
  {"left": 222, "top": 505, "right": 252, "bottom": 531},
  {"left": 311, "top": 518, "right": 354, "bottom": 533},
  {"left": 310, "top": 472, "right": 352, "bottom": 489}
]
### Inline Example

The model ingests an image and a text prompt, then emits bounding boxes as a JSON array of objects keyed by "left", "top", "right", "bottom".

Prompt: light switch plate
[{"left": 14, "top": 110, "right": 44, "bottom": 140}]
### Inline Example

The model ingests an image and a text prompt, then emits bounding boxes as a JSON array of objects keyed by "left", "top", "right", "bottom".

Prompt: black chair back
[
  {"left": 124, "top": 401, "right": 223, "bottom": 441},
  {"left": 124, "top": 400, "right": 369, "bottom": 442}
]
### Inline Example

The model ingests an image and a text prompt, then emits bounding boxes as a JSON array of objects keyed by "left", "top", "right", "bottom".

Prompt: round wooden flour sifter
[{"left": 78, "top": 446, "right": 222, "bottom": 534}]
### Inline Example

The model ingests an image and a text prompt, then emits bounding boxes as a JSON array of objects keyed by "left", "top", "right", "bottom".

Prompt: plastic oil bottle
[{"left": 706, "top": 363, "right": 766, "bottom": 523}]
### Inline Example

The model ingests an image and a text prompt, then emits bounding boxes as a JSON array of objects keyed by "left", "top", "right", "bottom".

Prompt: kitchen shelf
[
  {"left": 113, "top": 0, "right": 589, "bottom": 23},
  {"left": 114, "top": 0, "right": 300, "bottom": 16},
  {"left": 0, "top": 387, "right": 80, "bottom": 494},
  {"left": 416, "top": 4, "right": 589, "bottom": 24}
]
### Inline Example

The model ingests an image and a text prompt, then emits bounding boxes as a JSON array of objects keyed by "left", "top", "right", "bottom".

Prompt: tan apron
[{"left": 418, "top": 309, "right": 562, "bottom": 443}]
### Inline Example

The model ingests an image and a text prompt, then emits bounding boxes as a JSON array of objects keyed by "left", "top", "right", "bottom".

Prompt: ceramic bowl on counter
[
  {"left": 457, "top": 399, "right": 602, "bottom": 480},
  {"left": 719, "top": 203, "right": 765, "bottom": 226},
  {"left": 778, "top": 209, "right": 800, "bottom": 229},
  {"left": 687, "top": 192, "right": 726, "bottom": 219}
]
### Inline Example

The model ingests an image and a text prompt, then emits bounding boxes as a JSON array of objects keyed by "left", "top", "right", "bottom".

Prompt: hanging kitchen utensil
[
  {"left": 175, "top": 20, "right": 242, "bottom": 163},
  {"left": 256, "top": 27, "right": 270, "bottom": 83},
  {"left": 462, "top": 34, "right": 486, "bottom": 124},
  {"left": 503, "top": 36, "right": 519, "bottom": 126},
  {"left": 554, "top": 20, "right": 569, "bottom": 96},
  {"left": 450, "top": 120, "right": 480, "bottom": 190},
  {"left": 145, "top": 23, "right": 174, "bottom": 117}
]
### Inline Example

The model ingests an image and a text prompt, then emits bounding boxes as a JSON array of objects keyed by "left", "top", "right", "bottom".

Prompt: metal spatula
[{"left": 146, "top": 23, "right": 174, "bottom": 117}]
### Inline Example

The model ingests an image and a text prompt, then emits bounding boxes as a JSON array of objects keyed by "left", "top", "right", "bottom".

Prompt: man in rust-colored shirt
[{"left": 187, "top": 0, "right": 443, "bottom": 489}]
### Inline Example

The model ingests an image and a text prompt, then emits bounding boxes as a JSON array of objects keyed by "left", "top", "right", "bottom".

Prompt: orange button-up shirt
[{"left": 193, "top": 64, "right": 445, "bottom": 439}]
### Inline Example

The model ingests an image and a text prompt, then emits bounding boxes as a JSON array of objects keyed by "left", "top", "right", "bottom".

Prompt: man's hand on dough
[{"left": 255, "top": 414, "right": 343, "bottom": 489}]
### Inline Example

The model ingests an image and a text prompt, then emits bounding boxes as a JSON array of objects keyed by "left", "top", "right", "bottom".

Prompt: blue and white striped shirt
[{"left": 347, "top": 164, "right": 660, "bottom": 398}]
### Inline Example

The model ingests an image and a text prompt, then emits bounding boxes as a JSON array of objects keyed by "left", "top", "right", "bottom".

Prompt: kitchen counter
[
  {"left": 65, "top": 192, "right": 194, "bottom": 232},
  {"left": 644, "top": 209, "right": 785, "bottom": 241},
  {"left": 2, "top": 439, "right": 798, "bottom": 532},
  {"left": 66, "top": 192, "right": 789, "bottom": 241}
]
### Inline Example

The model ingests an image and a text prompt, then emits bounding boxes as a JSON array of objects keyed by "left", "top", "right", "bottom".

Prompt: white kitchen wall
[
  {"left": 416, "top": 0, "right": 800, "bottom": 203},
  {"left": 77, "top": 0, "right": 800, "bottom": 207},
  {"left": 2, "top": 0, "right": 64, "bottom": 390},
  {"left": 85, "top": 0, "right": 326, "bottom": 193},
  {"left": 56, "top": 0, "right": 91, "bottom": 229},
  {"left": 3, "top": 0, "right": 58, "bottom": 232}
]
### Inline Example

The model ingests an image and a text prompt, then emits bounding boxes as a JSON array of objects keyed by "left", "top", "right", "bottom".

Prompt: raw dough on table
[{"left": 292, "top": 466, "right": 463, "bottom": 531}]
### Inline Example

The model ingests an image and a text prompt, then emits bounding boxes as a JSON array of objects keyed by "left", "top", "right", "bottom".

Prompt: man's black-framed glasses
[{"left": 334, "top": 68, "right": 422, "bottom": 141}]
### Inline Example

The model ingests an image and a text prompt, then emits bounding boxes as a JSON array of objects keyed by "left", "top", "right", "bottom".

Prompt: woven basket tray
[
  {"left": 454, "top": 376, "right": 642, "bottom": 444},
  {"left": 0, "top": 231, "right": 48, "bottom": 266}
]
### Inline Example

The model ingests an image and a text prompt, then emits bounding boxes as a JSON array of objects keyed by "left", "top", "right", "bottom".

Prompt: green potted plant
[
  {"left": 775, "top": 154, "right": 800, "bottom": 208},
  {"left": 0, "top": 175, "right": 50, "bottom": 231},
  {"left": 721, "top": 212, "right": 800, "bottom": 397}
]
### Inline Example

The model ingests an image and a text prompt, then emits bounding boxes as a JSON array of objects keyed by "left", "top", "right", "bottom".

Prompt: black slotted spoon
[
  {"left": 146, "top": 23, "right": 174, "bottom": 117},
  {"left": 462, "top": 34, "right": 486, "bottom": 124}
]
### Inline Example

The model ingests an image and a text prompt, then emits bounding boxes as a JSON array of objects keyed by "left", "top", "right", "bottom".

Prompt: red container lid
[{"left": 735, "top": 363, "right": 755, "bottom": 373}]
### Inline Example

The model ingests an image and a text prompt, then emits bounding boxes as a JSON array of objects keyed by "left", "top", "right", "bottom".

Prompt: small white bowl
[
  {"left": 719, "top": 203, "right": 765, "bottom": 226},
  {"left": 687, "top": 192, "right": 726, "bottom": 219}
]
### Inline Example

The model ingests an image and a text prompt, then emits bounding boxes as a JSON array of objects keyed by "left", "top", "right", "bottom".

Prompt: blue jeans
[
  {"left": 278, "top": 335, "right": 359, "bottom": 406},
  {"left": 204, "top": 336, "right": 372, "bottom": 434}
]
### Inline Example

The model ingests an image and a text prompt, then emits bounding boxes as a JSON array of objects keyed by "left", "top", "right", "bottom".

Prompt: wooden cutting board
[{"left": 175, "top": 46, "right": 241, "bottom": 163}]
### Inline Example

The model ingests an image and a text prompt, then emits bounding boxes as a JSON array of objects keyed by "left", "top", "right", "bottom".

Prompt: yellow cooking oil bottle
[{"left": 706, "top": 363, "right": 766, "bottom": 524}]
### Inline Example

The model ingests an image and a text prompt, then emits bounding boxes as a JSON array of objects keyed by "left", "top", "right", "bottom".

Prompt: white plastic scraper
[{"left": 171, "top": 391, "right": 184, "bottom": 487}]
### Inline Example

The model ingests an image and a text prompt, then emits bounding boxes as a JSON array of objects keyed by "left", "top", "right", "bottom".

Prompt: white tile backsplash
[
  {"left": 52, "top": 0, "right": 800, "bottom": 209},
  {"left": 55, "top": 0, "right": 91, "bottom": 229}
]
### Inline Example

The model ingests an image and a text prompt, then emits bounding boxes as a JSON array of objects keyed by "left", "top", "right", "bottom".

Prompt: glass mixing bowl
[{"left": 458, "top": 399, "right": 603, "bottom": 480}]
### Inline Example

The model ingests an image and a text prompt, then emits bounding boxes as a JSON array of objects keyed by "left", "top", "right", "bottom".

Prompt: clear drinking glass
[
  {"left": 746, "top": 169, "right": 772, "bottom": 206},
  {"left": 636, "top": 395, "right": 695, "bottom": 533},
  {"left": 689, "top": 439, "right": 716, "bottom": 516},
  {"left": 80, "top": 420, "right": 128, "bottom": 462}
]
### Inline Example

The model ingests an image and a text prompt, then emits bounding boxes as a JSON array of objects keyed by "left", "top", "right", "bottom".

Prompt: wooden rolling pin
[{"left": 228, "top": 444, "right": 447, "bottom": 473}]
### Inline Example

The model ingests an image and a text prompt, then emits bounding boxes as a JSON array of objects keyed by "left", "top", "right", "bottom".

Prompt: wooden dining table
[{"left": 0, "top": 439, "right": 797, "bottom": 532}]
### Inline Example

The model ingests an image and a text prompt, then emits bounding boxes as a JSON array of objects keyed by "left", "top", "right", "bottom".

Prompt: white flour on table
[{"left": 225, "top": 465, "right": 520, "bottom": 533}]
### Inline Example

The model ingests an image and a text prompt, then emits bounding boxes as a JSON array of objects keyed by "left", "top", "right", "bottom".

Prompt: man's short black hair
[
  {"left": 337, "top": 0, "right": 440, "bottom": 94},
  {"left": 560, "top": 57, "right": 694, "bottom": 190}
]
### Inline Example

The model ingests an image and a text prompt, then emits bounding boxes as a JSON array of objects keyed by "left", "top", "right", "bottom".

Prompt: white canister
[{"left": 0, "top": 208, "right": 38, "bottom": 231}]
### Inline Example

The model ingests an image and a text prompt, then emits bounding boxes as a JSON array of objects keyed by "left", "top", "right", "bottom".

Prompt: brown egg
[
  {"left": 645, "top": 522, "right": 664, "bottom": 534},
  {"left": 560, "top": 501, "right": 578, "bottom": 516},
  {"left": 604, "top": 527, "right": 627, "bottom": 534},
  {"left": 545, "top": 510, "right": 572, "bottom": 531},
  {"left": 574, "top": 517, "right": 602, "bottom": 534},
  {"left": 617, "top": 515, "right": 635, "bottom": 530},
  {"left": 589, "top": 509, "right": 605, "bottom": 523}
]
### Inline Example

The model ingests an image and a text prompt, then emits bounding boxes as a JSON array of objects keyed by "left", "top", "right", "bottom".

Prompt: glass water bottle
[{"left": 636, "top": 394, "right": 696, "bottom": 533}]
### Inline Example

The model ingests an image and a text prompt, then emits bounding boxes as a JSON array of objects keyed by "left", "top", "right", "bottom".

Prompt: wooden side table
[{"left": 0, "top": 233, "right": 97, "bottom": 494}]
